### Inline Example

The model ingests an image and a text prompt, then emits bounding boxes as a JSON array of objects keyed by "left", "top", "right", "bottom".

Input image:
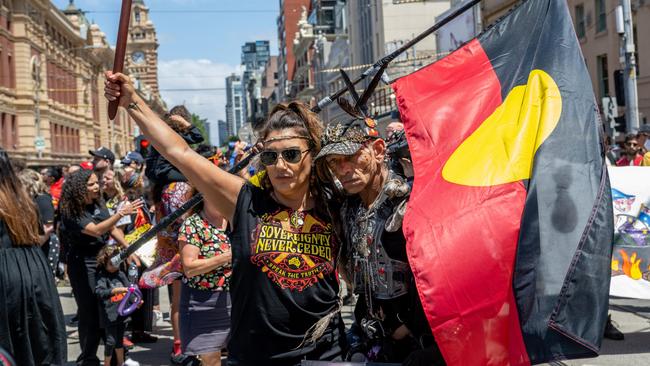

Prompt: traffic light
[
  {"left": 134, "top": 135, "right": 150, "bottom": 159},
  {"left": 614, "top": 115, "right": 626, "bottom": 135},
  {"left": 614, "top": 70, "right": 625, "bottom": 106}
]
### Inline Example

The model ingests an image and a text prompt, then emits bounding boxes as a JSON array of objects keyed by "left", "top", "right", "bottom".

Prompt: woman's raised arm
[{"left": 104, "top": 71, "right": 244, "bottom": 222}]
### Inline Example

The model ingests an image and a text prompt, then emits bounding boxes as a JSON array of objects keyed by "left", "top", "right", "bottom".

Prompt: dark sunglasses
[{"left": 259, "top": 148, "right": 311, "bottom": 166}]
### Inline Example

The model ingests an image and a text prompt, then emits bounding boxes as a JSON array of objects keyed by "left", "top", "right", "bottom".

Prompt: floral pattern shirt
[{"left": 178, "top": 213, "right": 232, "bottom": 291}]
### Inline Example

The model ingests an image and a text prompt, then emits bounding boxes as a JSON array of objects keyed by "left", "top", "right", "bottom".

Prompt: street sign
[{"left": 35, "top": 136, "right": 45, "bottom": 151}]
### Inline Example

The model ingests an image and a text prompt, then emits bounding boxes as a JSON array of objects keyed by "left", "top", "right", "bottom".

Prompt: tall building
[
  {"left": 261, "top": 56, "right": 279, "bottom": 117},
  {"left": 241, "top": 40, "right": 271, "bottom": 126},
  {"left": 277, "top": 0, "right": 312, "bottom": 101},
  {"left": 218, "top": 119, "right": 229, "bottom": 146},
  {"left": 319, "top": 0, "right": 350, "bottom": 123},
  {"left": 225, "top": 74, "right": 245, "bottom": 135},
  {"left": 345, "top": 0, "right": 451, "bottom": 123},
  {"left": 0, "top": 0, "right": 163, "bottom": 166},
  {"left": 291, "top": 0, "right": 339, "bottom": 105},
  {"left": 126, "top": 0, "right": 161, "bottom": 97},
  {"left": 242, "top": 40, "right": 271, "bottom": 70},
  {"left": 481, "top": 0, "right": 650, "bottom": 132}
]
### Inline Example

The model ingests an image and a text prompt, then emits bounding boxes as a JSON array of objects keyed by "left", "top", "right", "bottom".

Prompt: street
[{"left": 58, "top": 285, "right": 650, "bottom": 366}]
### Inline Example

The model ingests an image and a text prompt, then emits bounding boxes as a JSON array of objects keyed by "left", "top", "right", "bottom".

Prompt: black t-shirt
[
  {"left": 228, "top": 184, "right": 341, "bottom": 363},
  {"left": 34, "top": 194, "right": 55, "bottom": 225},
  {"left": 61, "top": 202, "right": 110, "bottom": 258}
]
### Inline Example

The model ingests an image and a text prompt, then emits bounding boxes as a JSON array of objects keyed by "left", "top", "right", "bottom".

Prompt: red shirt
[
  {"left": 616, "top": 155, "right": 644, "bottom": 167},
  {"left": 49, "top": 178, "right": 64, "bottom": 209}
]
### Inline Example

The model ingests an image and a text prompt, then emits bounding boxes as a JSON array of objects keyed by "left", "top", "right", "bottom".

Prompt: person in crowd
[
  {"left": 138, "top": 105, "right": 201, "bottom": 365},
  {"left": 67, "top": 164, "right": 83, "bottom": 176},
  {"left": 385, "top": 121, "right": 404, "bottom": 140},
  {"left": 95, "top": 245, "right": 136, "bottom": 366},
  {"left": 315, "top": 119, "right": 444, "bottom": 365},
  {"left": 18, "top": 169, "right": 60, "bottom": 274},
  {"left": 41, "top": 166, "right": 64, "bottom": 208},
  {"left": 0, "top": 148, "right": 67, "bottom": 366},
  {"left": 122, "top": 151, "right": 145, "bottom": 171},
  {"left": 178, "top": 190, "right": 232, "bottom": 366},
  {"left": 105, "top": 72, "right": 346, "bottom": 365},
  {"left": 616, "top": 134, "right": 643, "bottom": 166},
  {"left": 59, "top": 170, "right": 142, "bottom": 366},
  {"left": 113, "top": 167, "right": 159, "bottom": 346},
  {"left": 90, "top": 146, "right": 116, "bottom": 181}
]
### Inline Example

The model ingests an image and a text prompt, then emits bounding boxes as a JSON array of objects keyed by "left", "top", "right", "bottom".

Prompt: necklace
[{"left": 271, "top": 191, "right": 310, "bottom": 229}]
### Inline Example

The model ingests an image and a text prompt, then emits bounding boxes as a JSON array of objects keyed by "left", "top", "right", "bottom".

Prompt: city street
[{"left": 58, "top": 284, "right": 650, "bottom": 366}]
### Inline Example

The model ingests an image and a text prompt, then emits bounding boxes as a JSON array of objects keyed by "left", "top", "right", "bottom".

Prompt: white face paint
[{"left": 644, "top": 139, "right": 650, "bottom": 151}]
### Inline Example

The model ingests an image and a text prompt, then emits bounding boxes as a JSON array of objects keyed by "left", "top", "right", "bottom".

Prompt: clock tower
[{"left": 126, "top": 0, "right": 159, "bottom": 96}]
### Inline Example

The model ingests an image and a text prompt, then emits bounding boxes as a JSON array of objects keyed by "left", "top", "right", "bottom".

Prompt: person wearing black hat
[
  {"left": 314, "top": 119, "right": 444, "bottom": 365},
  {"left": 122, "top": 151, "right": 145, "bottom": 171},
  {"left": 90, "top": 147, "right": 116, "bottom": 180}
]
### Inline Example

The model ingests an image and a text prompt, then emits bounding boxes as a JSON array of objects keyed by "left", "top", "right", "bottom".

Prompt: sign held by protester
[{"left": 609, "top": 166, "right": 650, "bottom": 299}]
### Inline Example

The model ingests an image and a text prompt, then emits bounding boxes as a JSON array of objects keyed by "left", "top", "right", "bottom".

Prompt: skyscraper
[
  {"left": 241, "top": 40, "right": 271, "bottom": 70},
  {"left": 225, "top": 74, "right": 245, "bottom": 135},
  {"left": 217, "top": 120, "right": 229, "bottom": 146}
]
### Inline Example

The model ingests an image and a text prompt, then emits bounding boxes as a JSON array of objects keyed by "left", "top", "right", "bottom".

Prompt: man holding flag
[{"left": 391, "top": 0, "right": 614, "bottom": 365}]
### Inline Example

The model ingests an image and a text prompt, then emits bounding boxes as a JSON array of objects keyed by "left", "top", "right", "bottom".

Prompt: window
[
  {"left": 595, "top": 0, "right": 606, "bottom": 33},
  {"left": 575, "top": 4, "right": 585, "bottom": 38},
  {"left": 135, "top": 11, "right": 141, "bottom": 23},
  {"left": 597, "top": 54, "right": 609, "bottom": 99}
]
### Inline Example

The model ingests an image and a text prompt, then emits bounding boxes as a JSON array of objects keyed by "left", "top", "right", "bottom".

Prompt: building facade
[
  {"left": 225, "top": 73, "right": 245, "bottom": 136},
  {"left": 217, "top": 119, "right": 229, "bottom": 146},
  {"left": 482, "top": 0, "right": 650, "bottom": 133},
  {"left": 241, "top": 40, "right": 271, "bottom": 127},
  {"left": 345, "top": 0, "right": 450, "bottom": 124},
  {"left": 0, "top": 0, "right": 163, "bottom": 167},
  {"left": 277, "top": 0, "right": 311, "bottom": 101},
  {"left": 126, "top": 0, "right": 162, "bottom": 99}
]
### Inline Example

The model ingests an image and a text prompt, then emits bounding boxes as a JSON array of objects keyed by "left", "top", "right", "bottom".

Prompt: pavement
[{"left": 59, "top": 285, "right": 650, "bottom": 366}]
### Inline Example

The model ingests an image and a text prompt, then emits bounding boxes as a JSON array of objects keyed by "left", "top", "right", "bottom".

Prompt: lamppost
[{"left": 31, "top": 55, "right": 44, "bottom": 159}]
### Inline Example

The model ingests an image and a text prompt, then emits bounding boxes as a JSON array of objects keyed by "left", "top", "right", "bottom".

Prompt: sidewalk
[
  {"left": 60, "top": 286, "right": 355, "bottom": 366},
  {"left": 59, "top": 286, "right": 650, "bottom": 366}
]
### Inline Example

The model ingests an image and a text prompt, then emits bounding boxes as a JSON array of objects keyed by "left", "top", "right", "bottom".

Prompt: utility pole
[
  {"left": 617, "top": 0, "right": 640, "bottom": 133},
  {"left": 31, "top": 56, "right": 43, "bottom": 159}
]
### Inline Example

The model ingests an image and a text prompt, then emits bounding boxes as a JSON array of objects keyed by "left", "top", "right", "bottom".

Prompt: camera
[{"left": 386, "top": 129, "right": 410, "bottom": 160}]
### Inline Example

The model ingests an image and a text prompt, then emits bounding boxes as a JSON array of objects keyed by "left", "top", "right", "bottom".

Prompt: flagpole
[
  {"left": 108, "top": 0, "right": 133, "bottom": 120},
  {"left": 312, "top": 0, "right": 482, "bottom": 113}
]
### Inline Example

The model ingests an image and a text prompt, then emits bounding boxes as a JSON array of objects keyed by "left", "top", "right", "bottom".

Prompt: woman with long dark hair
[
  {"left": 59, "top": 170, "right": 142, "bottom": 365},
  {"left": 106, "top": 72, "right": 345, "bottom": 365},
  {"left": 0, "top": 148, "right": 66, "bottom": 365}
]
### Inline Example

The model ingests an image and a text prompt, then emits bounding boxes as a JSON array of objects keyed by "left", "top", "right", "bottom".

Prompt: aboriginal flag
[{"left": 392, "top": 0, "right": 614, "bottom": 365}]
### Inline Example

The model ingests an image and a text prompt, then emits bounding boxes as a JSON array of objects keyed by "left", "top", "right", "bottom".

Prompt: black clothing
[
  {"left": 145, "top": 126, "right": 203, "bottom": 185},
  {"left": 104, "top": 323, "right": 126, "bottom": 358},
  {"left": 67, "top": 256, "right": 102, "bottom": 366},
  {"left": 0, "top": 220, "right": 67, "bottom": 366},
  {"left": 34, "top": 193, "right": 60, "bottom": 275},
  {"left": 62, "top": 201, "right": 111, "bottom": 366},
  {"left": 62, "top": 202, "right": 110, "bottom": 259},
  {"left": 227, "top": 183, "right": 344, "bottom": 364},
  {"left": 339, "top": 171, "right": 440, "bottom": 363},
  {"left": 95, "top": 269, "right": 130, "bottom": 324},
  {"left": 35, "top": 193, "right": 55, "bottom": 225}
]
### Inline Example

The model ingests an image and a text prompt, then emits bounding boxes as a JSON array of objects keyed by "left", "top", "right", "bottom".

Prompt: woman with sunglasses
[{"left": 105, "top": 72, "right": 345, "bottom": 366}]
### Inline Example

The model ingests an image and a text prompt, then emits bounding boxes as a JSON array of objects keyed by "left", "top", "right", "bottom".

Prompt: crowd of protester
[{"left": 3, "top": 68, "right": 643, "bottom": 366}]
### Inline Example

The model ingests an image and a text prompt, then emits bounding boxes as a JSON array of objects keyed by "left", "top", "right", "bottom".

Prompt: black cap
[
  {"left": 89, "top": 146, "right": 115, "bottom": 163},
  {"left": 121, "top": 151, "right": 144, "bottom": 165}
]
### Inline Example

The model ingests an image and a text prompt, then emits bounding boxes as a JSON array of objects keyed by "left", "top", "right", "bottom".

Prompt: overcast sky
[{"left": 53, "top": 0, "right": 279, "bottom": 126}]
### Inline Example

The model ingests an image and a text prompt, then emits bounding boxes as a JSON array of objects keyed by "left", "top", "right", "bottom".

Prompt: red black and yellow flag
[{"left": 392, "top": 0, "right": 614, "bottom": 365}]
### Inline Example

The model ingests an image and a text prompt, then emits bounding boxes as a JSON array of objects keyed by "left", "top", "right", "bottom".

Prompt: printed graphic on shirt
[{"left": 251, "top": 209, "right": 336, "bottom": 291}]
